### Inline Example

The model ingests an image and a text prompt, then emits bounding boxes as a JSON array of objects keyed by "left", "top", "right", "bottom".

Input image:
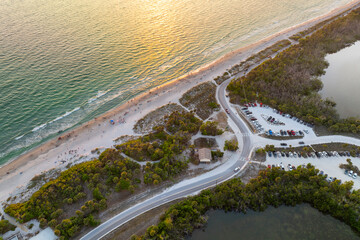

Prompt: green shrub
[{"left": 224, "top": 140, "right": 238, "bottom": 151}]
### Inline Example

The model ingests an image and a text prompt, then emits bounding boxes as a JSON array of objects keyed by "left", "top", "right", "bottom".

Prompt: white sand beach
[{"left": 1, "top": 0, "right": 360, "bottom": 203}]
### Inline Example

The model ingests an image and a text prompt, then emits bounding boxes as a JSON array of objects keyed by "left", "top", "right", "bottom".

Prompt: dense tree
[
  {"left": 200, "top": 121, "right": 223, "bottom": 136},
  {"left": 224, "top": 140, "right": 239, "bottom": 151},
  {"left": 0, "top": 220, "right": 16, "bottom": 234},
  {"left": 133, "top": 165, "right": 360, "bottom": 239},
  {"left": 227, "top": 8, "right": 360, "bottom": 134}
]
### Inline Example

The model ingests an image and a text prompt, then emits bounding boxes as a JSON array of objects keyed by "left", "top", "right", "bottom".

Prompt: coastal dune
[{"left": 1, "top": 0, "right": 360, "bottom": 203}]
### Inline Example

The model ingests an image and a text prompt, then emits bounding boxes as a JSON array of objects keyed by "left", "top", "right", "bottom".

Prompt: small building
[{"left": 198, "top": 148, "right": 212, "bottom": 163}]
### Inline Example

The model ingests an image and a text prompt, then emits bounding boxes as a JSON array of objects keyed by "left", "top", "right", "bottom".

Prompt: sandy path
[{"left": 1, "top": 0, "right": 360, "bottom": 203}]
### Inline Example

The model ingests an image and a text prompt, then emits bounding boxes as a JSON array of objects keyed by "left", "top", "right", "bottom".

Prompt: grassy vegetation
[
  {"left": 340, "top": 159, "right": 360, "bottom": 175},
  {"left": 131, "top": 165, "right": 360, "bottom": 239},
  {"left": 164, "top": 111, "right": 202, "bottom": 134},
  {"left": 179, "top": 82, "right": 219, "bottom": 120},
  {"left": 214, "top": 39, "right": 291, "bottom": 85},
  {"left": 133, "top": 104, "right": 185, "bottom": 134},
  {"left": 4, "top": 111, "right": 206, "bottom": 239},
  {"left": 269, "top": 142, "right": 360, "bottom": 157},
  {"left": 289, "top": 13, "right": 341, "bottom": 41},
  {"left": 5, "top": 150, "right": 140, "bottom": 239},
  {"left": 224, "top": 139, "right": 238, "bottom": 151},
  {"left": 200, "top": 121, "right": 223, "bottom": 136},
  {"left": 211, "top": 150, "right": 224, "bottom": 161},
  {"left": 193, "top": 138, "right": 218, "bottom": 148},
  {"left": 228, "top": 8, "right": 360, "bottom": 134},
  {"left": 0, "top": 219, "right": 16, "bottom": 234}
]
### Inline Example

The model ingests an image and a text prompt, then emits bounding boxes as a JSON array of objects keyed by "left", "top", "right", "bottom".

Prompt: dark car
[
  {"left": 268, "top": 152, "right": 272, "bottom": 157},
  {"left": 280, "top": 143, "right": 287, "bottom": 146},
  {"left": 299, "top": 141, "right": 305, "bottom": 144},
  {"left": 286, "top": 152, "right": 290, "bottom": 157}
]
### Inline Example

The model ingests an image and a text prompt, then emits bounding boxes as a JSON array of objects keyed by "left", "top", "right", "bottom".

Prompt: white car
[
  {"left": 234, "top": 167, "right": 240, "bottom": 172},
  {"left": 349, "top": 170, "right": 354, "bottom": 177},
  {"left": 353, "top": 173, "right": 358, "bottom": 179}
]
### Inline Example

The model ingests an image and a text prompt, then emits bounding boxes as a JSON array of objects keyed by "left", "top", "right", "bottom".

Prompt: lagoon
[
  {"left": 191, "top": 204, "right": 359, "bottom": 240},
  {"left": 320, "top": 41, "right": 360, "bottom": 119}
]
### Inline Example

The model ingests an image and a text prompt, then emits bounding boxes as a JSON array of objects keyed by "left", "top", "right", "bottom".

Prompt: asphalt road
[{"left": 80, "top": 79, "right": 253, "bottom": 240}]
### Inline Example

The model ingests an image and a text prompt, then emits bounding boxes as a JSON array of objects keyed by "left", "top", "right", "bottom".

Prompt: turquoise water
[
  {"left": 0, "top": 0, "right": 353, "bottom": 165},
  {"left": 191, "top": 204, "right": 359, "bottom": 240}
]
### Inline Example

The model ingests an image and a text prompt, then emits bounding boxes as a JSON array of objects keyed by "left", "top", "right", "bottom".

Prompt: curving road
[{"left": 80, "top": 79, "right": 253, "bottom": 240}]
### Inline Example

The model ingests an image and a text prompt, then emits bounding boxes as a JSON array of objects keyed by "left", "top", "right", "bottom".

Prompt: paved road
[{"left": 81, "top": 79, "right": 253, "bottom": 240}]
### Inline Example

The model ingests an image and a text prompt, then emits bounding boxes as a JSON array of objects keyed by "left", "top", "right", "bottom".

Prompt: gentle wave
[
  {"left": 4, "top": 89, "right": 124, "bottom": 162},
  {"left": 88, "top": 90, "right": 110, "bottom": 104},
  {"left": 15, "top": 135, "right": 24, "bottom": 140},
  {"left": 49, "top": 107, "right": 81, "bottom": 124},
  {"left": 31, "top": 123, "right": 47, "bottom": 132},
  {"left": 0, "top": 0, "right": 354, "bottom": 166}
]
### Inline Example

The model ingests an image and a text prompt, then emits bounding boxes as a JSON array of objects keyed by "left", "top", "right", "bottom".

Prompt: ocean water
[{"left": 0, "top": 0, "right": 354, "bottom": 165}]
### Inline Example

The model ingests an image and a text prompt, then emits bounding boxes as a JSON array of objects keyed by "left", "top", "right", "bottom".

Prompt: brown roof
[{"left": 198, "top": 148, "right": 211, "bottom": 162}]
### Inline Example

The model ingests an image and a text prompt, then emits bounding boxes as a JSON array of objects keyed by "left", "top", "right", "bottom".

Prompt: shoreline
[{"left": 1, "top": 0, "right": 360, "bottom": 202}]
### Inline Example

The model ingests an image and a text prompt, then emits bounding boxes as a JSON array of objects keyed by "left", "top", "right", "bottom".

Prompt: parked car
[
  {"left": 349, "top": 170, "right": 354, "bottom": 177},
  {"left": 345, "top": 169, "right": 349, "bottom": 175},
  {"left": 353, "top": 173, "right": 358, "bottom": 179},
  {"left": 299, "top": 141, "right": 305, "bottom": 144},
  {"left": 280, "top": 143, "right": 287, "bottom": 146},
  {"left": 288, "top": 164, "right": 293, "bottom": 171}
]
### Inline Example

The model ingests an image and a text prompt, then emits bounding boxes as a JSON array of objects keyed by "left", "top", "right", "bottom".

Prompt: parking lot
[
  {"left": 237, "top": 103, "right": 316, "bottom": 138},
  {"left": 265, "top": 153, "right": 360, "bottom": 189}
]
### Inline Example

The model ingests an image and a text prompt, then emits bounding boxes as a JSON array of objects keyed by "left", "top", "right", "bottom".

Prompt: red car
[
  {"left": 254, "top": 103, "right": 257, "bottom": 107},
  {"left": 267, "top": 164, "right": 271, "bottom": 169},
  {"left": 225, "top": 109, "right": 230, "bottom": 114}
]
